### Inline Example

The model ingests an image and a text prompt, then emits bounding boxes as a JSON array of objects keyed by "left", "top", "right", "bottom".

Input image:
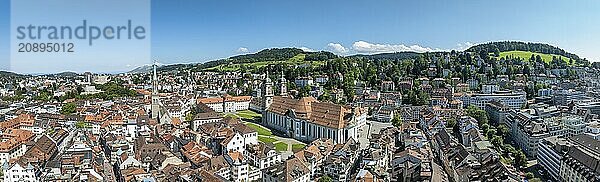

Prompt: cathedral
[{"left": 249, "top": 72, "right": 288, "bottom": 113}]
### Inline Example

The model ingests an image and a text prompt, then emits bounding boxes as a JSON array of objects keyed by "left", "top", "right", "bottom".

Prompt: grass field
[
  {"left": 244, "top": 122, "right": 272, "bottom": 136},
  {"left": 236, "top": 110, "right": 261, "bottom": 120},
  {"left": 258, "top": 136, "right": 277, "bottom": 143},
  {"left": 242, "top": 115, "right": 306, "bottom": 153},
  {"left": 292, "top": 144, "right": 306, "bottom": 151},
  {"left": 496, "top": 51, "right": 572, "bottom": 64},
  {"left": 223, "top": 113, "right": 239, "bottom": 119},
  {"left": 287, "top": 53, "right": 306, "bottom": 64},
  {"left": 275, "top": 142, "right": 288, "bottom": 152}
]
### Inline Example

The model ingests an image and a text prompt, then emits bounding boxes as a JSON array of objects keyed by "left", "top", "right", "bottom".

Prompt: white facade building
[
  {"left": 0, "top": 142, "right": 28, "bottom": 166},
  {"left": 372, "top": 106, "right": 394, "bottom": 123},
  {"left": 222, "top": 132, "right": 246, "bottom": 153},
  {"left": 225, "top": 152, "right": 250, "bottom": 182},
  {"left": 3, "top": 162, "right": 37, "bottom": 182},
  {"left": 190, "top": 112, "right": 222, "bottom": 131},
  {"left": 244, "top": 143, "right": 281, "bottom": 170},
  {"left": 469, "top": 91, "right": 526, "bottom": 110},
  {"left": 198, "top": 95, "right": 251, "bottom": 113},
  {"left": 562, "top": 115, "right": 586, "bottom": 137},
  {"left": 481, "top": 84, "right": 499, "bottom": 94},
  {"left": 585, "top": 122, "right": 600, "bottom": 140}
]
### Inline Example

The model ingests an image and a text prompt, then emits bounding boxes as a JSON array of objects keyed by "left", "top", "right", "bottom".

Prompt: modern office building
[{"left": 537, "top": 136, "right": 572, "bottom": 181}]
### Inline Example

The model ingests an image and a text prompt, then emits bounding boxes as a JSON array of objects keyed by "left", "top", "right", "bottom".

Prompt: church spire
[
  {"left": 151, "top": 60, "right": 160, "bottom": 120},
  {"left": 152, "top": 60, "right": 158, "bottom": 95},
  {"left": 279, "top": 70, "right": 287, "bottom": 97}
]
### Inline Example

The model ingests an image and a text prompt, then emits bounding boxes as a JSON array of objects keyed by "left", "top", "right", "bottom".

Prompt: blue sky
[{"left": 2, "top": 0, "right": 600, "bottom": 73}]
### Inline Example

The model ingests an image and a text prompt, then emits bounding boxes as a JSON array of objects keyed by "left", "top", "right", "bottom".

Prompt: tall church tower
[
  {"left": 279, "top": 71, "right": 287, "bottom": 97},
  {"left": 151, "top": 61, "right": 160, "bottom": 119},
  {"left": 263, "top": 72, "right": 273, "bottom": 109}
]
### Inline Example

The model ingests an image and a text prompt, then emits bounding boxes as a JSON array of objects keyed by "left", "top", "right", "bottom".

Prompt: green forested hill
[
  {"left": 200, "top": 48, "right": 337, "bottom": 72},
  {"left": 466, "top": 41, "right": 589, "bottom": 65}
]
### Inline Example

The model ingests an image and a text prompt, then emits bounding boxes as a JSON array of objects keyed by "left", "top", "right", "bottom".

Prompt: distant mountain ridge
[
  {"left": 123, "top": 41, "right": 588, "bottom": 73},
  {"left": 0, "top": 71, "right": 26, "bottom": 77},
  {"left": 128, "top": 64, "right": 157, "bottom": 74},
  {"left": 350, "top": 52, "right": 421, "bottom": 61},
  {"left": 52, "top": 71, "right": 79, "bottom": 77}
]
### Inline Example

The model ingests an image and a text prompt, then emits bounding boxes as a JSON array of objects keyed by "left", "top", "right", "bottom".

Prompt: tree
[
  {"left": 34, "top": 90, "right": 52, "bottom": 101},
  {"left": 481, "top": 124, "right": 490, "bottom": 134},
  {"left": 404, "top": 90, "right": 417, "bottom": 105},
  {"left": 61, "top": 103, "right": 77, "bottom": 115},
  {"left": 391, "top": 115, "right": 402, "bottom": 127},
  {"left": 535, "top": 55, "right": 542, "bottom": 63},
  {"left": 529, "top": 178, "right": 542, "bottom": 182},
  {"left": 523, "top": 65, "right": 531, "bottom": 75},
  {"left": 529, "top": 54, "right": 535, "bottom": 62},
  {"left": 514, "top": 150, "right": 527, "bottom": 169},
  {"left": 416, "top": 91, "right": 430, "bottom": 106},
  {"left": 479, "top": 50, "right": 488, "bottom": 60},
  {"left": 75, "top": 121, "right": 88, "bottom": 129},
  {"left": 318, "top": 176, "right": 333, "bottom": 182},
  {"left": 491, "top": 135, "right": 503, "bottom": 146},
  {"left": 525, "top": 172, "right": 534, "bottom": 179},
  {"left": 298, "top": 86, "right": 311, "bottom": 97},
  {"left": 76, "top": 85, "right": 84, "bottom": 94},
  {"left": 497, "top": 124, "right": 509, "bottom": 137},
  {"left": 466, "top": 105, "right": 489, "bottom": 126},
  {"left": 486, "top": 129, "right": 496, "bottom": 139},
  {"left": 452, "top": 119, "right": 461, "bottom": 136},
  {"left": 569, "top": 58, "right": 573, "bottom": 65},
  {"left": 185, "top": 113, "right": 195, "bottom": 121},
  {"left": 493, "top": 48, "right": 500, "bottom": 57},
  {"left": 446, "top": 118, "right": 457, "bottom": 129},
  {"left": 503, "top": 144, "right": 516, "bottom": 155}
]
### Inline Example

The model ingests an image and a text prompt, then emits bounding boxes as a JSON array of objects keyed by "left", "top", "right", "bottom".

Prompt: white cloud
[
  {"left": 456, "top": 42, "right": 475, "bottom": 51},
  {"left": 327, "top": 43, "right": 349, "bottom": 54},
  {"left": 299, "top": 47, "right": 314, "bottom": 52},
  {"left": 237, "top": 47, "right": 249, "bottom": 53},
  {"left": 351, "top": 41, "right": 440, "bottom": 54}
]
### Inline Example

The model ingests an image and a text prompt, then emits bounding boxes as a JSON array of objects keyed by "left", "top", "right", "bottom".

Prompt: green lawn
[
  {"left": 286, "top": 53, "right": 306, "bottom": 63},
  {"left": 496, "top": 51, "right": 573, "bottom": 64},
  {"left": 223, "top": 113, "right": 239, "bottom": 119},
  {"left": 275, "top": 142, "right": 288, "bottom": 152},
  {"left": 258, "top": 136, "right": 277, "bottom": 144},
  {"left": 245, "top": 122, "right": 272, "bottom": 136},
  {"left": 292, "top": 144, "right": 306, "bottom": 151},
  {"left": 236, "top": 110, "right": 261, "bottom": 120}
]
